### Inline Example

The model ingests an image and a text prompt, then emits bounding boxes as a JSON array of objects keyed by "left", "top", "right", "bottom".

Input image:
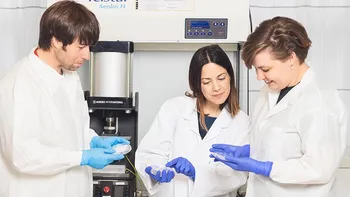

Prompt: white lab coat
[
  {"left": 136, "top": 96, "right": 250, "bottom": 197},
  {"left": 0, "top": 49, "right": 97, "bottom": 197},
  {"left": 246, "top": 68, "right": 348, "bottom": 197}
]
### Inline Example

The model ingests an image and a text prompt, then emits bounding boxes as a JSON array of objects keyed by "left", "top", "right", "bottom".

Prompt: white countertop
[
  {"left": 340, "top": 156, "right": 350, "bottom": 168},
  {"left": 340, "top": 148, "right": 350, "bottom": 168}
]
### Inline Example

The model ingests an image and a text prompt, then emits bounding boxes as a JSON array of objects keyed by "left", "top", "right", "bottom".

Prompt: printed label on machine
[{"left": 136, "top": 0, "right": 194, "bottom": 11}]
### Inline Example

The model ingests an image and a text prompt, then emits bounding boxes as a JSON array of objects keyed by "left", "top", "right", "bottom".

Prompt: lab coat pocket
[{"left": 266, "top": 126, "right": 302, "bottom": 160}]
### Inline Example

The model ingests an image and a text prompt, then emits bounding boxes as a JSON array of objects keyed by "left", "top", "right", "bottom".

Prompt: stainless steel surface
[
  {"left": 126, "top": 53, "right": 132, "bottom": 98},
  {"left": 104, "top": 117, "right": 116, "bottom": 132},
  {"left": 92, "top": 165, "right": 127, "bottom": 176},
  {"left": 90, "top": 52, "right": 131, "bottom": 97}
]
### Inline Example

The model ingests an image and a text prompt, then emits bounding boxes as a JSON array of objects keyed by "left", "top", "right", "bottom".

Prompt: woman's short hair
[{"left": 242, "top": 16, "right": 312, "bottom": 69}]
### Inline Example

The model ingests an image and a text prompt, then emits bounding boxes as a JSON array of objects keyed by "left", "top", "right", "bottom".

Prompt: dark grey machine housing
[{"left": 85, "top": 41, "right": 138, "bottom": 197}]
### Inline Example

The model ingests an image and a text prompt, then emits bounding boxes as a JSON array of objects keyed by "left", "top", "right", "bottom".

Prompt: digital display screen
[{"left": 190, "top": 21, "right": 210, "bottom": 29}]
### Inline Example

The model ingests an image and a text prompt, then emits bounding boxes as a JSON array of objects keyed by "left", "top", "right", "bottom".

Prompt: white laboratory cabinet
[
  {"left": 336, "top": 157, "right": 350, "bottom": 196},
  {"left": 47, "top": 0, "right": 250, "bottom": 44}
]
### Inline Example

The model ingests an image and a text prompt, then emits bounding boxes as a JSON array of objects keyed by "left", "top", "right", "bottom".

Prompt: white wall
[
  {"left": 0, "top": 3, "right": 45, "bottom": 78},
  {"left": 132, "top": 51, "right": 196, "bottom": 142}
]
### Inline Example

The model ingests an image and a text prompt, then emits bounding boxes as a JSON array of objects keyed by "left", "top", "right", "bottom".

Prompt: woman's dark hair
[{"left": 186, "top": 45, "right": 240, "bottom": 131}]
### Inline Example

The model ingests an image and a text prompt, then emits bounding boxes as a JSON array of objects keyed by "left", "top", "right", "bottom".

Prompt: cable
[
  {"left": 125, "top": 155, "right": 146, "bottom": 196},
  {"left": 125, "top": 168, "right": 137, "bottom": 177}
]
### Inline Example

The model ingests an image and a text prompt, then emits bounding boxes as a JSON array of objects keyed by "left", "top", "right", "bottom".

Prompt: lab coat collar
[
  {"left": 203, "top": 108, "right": 232, "bottom": 142},
  {"left": 265, "top": 67, "right": 315, "bottom": 118},
  {"left": 182, "top": 97, "right": 232, "bottom": 141},
  {"left": 181, "top": 97, "right": 197, "bottom": 120},
  {"left": 28, "top": 48, "right": 67, "bottom": 96}
]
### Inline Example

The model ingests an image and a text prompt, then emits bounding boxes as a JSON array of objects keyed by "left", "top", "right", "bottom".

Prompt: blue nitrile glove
[
  {"left": 145, "top": 166, "right": 175, "bottom": 183},
  {"left": 90, "top": 136, "right": 130, "bottom": 149},
  {"left": 210, "top": 144, "right": 250, "bottom": 158},
  {"left": 80, "top": 148, "right": 124, "bottom": 169},
  {"left": 166, "top": 157, "right": 196, "bottom": 181},
  {"left": 211, "top": 154, "right": 273, "bottom": 177}
]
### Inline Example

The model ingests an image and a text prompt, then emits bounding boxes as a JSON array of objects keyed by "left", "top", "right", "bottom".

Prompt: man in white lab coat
[
  {"left": 136, "top": 45, "right": 250, "bottom": 197},
  {"left": 210, "top": 16, "right": 348, "bottom": 197},
  {"left": 0, "top": 1, "right": 129, "bottom": 197}
]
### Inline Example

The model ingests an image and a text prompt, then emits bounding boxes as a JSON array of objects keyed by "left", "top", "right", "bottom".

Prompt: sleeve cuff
[
  {"left": 69, "top": 151, "right": 84, "bottom": 167},
  {"left": 269, "top": 161, "right": 278, "bottom": 179},
  {"left": 89, "top": 129, "right": 98, "bottom": 141}
]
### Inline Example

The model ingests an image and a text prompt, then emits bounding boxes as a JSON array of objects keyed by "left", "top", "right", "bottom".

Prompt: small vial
[
  {"left": 211, "top": 152, "right": 227, "bottom": 160},
  {"left": 150, "top": 165, "right": 174, "bottom": 177},
  {"left": 113, "top": 144, "right": 132, "bottom": 155}
]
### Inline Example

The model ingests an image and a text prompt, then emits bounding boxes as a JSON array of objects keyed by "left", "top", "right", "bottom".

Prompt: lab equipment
[
  {"left": 85, "top": 41, "right": 138, "bottom": 197},
  {"left": 113, "top": 144, "right": 132, "bottom": 155},
  {"left": 148, "top": 165, "right": 175, "bottom": 177},
  {"left": 145, "top": 166, "right": 175, "bottom": 183},
  {"left": 47, "top": 0, "right": 250, "bottom": 43},
  {"left": 104, "top": 136, "right": 130, "bottom": 147},
  {"left": 211, "top": 152, "right": 229, "bottom": 161}
]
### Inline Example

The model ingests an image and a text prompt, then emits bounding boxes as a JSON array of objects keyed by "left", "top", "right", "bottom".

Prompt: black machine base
[{"left": 93, "top": 179, "right": 136, "bottom": 197}]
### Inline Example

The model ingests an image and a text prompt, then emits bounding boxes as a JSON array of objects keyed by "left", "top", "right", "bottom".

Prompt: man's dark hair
[{"left": 38, "top": 1, "right": 100, "bottom": 51}]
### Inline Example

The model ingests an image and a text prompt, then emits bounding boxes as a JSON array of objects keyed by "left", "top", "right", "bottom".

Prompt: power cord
[{"left": 124, "top": 155, "right": 146, "bottom": 197}]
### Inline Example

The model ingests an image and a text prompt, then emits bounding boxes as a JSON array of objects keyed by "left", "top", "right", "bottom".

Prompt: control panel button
[
  {"left": 103, "top": 186, "right": 110, "bottom": 194},
  {"left": 185, "top": 18, "right": 227, "bottom": 39}
]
